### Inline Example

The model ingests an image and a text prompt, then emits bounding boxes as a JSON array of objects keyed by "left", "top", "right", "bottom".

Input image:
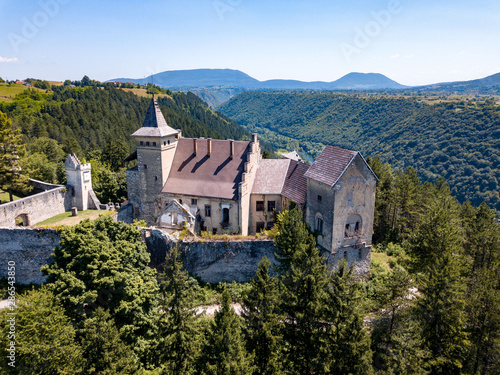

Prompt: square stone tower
[
  {"left": 129, "top": 97, "right": 180, "bottom": 223},
  {"left": 65, "top": 154, "right": 93, "bottom": 210}
]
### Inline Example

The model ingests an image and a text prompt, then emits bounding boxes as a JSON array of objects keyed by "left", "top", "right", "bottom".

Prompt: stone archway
[{"left": 15, "top": 213, "right": 30, "bottom": 227}]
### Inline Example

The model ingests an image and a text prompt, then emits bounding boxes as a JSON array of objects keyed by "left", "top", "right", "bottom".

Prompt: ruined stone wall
[
  {"left": 144, "top": 229, "right": 277, "bottom": 283},
  {"left": 0, "top": 228, "right": 60, "bottom": 284},
  {"left": 0, "top": 187, "right": 71, "bottom": 227}
]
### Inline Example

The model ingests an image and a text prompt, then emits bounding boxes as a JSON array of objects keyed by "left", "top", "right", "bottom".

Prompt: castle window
[
  {"left": 267, "top": 200, "right": 276, "bottom": 212},
  {"left": 345, "top": 214, "right": 362, "bottom": 238},
  {"left": 212, "top": 228, "right": 217, "bottom": 235},
  {"left": 358, "top": 248, "right": 362, "bottom": 259},
  {"left": 168, "top": 140, "right": 171, "bottom": 145},
  {"left": 317, "top": 195, "right": 322, "bottom": 202},
  {"left": 153, "top": 142, "right": 156, "bottom": 147},
  {"left": 205, "top": 205, "right": 211, "bottom": 217},
  {"left": 146, "top": 142, "right": 150, "bottom": 146},
  {"left": 316, "top": 216, "right": 323, "bottom": 235},
  {"left": 256, "top": 222, "right": 265, "bottom": 233},
  {"left": 256, "top": 201, "right": 264, "bottom": 211},
  {"left": 164, "top": 141, "right": 166, "bottom": 146},
  {"left": 154, "top": 176, "right": 158, "bottom": 181},
  {"left": 179, "top": 199, "right": 182, "bottom": 204},
  {"left": 140, "top": 141, "right": 144, "bottom": 146},
  {"left": 344, "top": 251, "right": 347, "bottom": 259},
  {"left": 144, "top": 164, "right": 148, "bottom": 169},
  {"left": 191, "top": 199, "right": 198, "bottom": 206},
  {"left": 222, "top": 208, "right": 230, "bottom": 224}
]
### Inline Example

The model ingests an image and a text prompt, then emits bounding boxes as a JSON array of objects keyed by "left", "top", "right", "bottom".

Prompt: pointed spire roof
[{"left": 131, "top": 98, "right": 179, "bottom": 137}]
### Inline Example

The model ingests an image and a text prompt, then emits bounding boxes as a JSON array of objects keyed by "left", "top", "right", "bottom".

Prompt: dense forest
[
  {"left": 1, "top": 161, "right": 499, "bottom": 374},
  {"left": 0, "top": 81, "right": 259, "bottom": 203},
  {"left": 219, "top": 91, "right": 500, "bottom": 211}
]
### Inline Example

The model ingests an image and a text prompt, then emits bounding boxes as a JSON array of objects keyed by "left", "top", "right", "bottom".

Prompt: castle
[{"left": 126, "top": 98, "right": 378, "bottom": 266}]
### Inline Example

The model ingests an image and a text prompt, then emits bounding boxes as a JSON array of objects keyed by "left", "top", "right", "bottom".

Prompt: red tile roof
[
  {"left": 162, "top": 138, "right": 250, "bottom": 200},
  {"left": 252, "top": 159, "right": 290, "bottom": 195},
  {"left": 304, "top": 145, "right": 358, "bottom": 187},
  {"left": 281, "top": 160, "right": 309, "bottom": 205}
]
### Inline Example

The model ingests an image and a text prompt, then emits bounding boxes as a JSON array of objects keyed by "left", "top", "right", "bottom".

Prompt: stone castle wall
[
  {"left": 0, "top": 186, "right": 71, "bottom": 227},
  {"left": 0, "top": 227, "right": 370, "bottom": 285},
  {"left": 0, "top": 228, "right": 60, "bottom": 284}
]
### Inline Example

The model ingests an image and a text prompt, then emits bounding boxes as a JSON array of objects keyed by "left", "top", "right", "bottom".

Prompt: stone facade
[
  {"left": 305, "top": 153, "right": 377, "bottom": 275},
  {"left": 0, "top": 228, "right": 59, "bottom": 284},
  {"left": 0, "top": 186, "right": 70, "bottom": 227}
]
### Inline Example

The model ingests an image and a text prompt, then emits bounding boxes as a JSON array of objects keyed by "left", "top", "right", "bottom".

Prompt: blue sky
[{"left": 0, "top": 0, "right": 499, "bottom": 86}]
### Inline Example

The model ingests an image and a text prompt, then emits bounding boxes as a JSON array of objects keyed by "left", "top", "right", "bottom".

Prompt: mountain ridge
[{"left": 111, "top": 69, "right": 406, "bottom": 91}]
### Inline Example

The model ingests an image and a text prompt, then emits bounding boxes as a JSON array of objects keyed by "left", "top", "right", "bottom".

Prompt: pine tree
[
  {"left": 275, "top": 209, "right": 330, "bottom": 374},
  {"left": 80, "top": 308, "right": 139, "bottom": 374},
  {"left": 325, "top": 262, "right": 373, "bottom": 375},
  {"left": 0, "top": 110, "right": 31, "bottom": 200},
  {"left": 200, "top": 289, "right": 253, "bottom": 375},
  {"left": 158, "top": 247, "right": 200, "bottom": 374},
  {"left": 462, "top": 202, "right": 500, "bottom": 374},
  {"left": 241, "top": 256, "right": 283, "bottom": 375},
  {"left": 0, "top": 287, "right": 83, "bottom": 374},
  {"left": 416, "top": 251, "right": 469, "bottom": 374}
]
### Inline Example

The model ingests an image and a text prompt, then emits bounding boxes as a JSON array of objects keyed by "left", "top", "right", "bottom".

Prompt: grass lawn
[
  {"left": 371, "top": 251, "right": 393, "bottom": 270},
  {"left": 120, "top": 87, "right": 171, "bottom": 99},
  {"left": 0, "top": 189, "right": 22, "bottom": 203},
  {"left": 0, "top": 83, "right": 45, "bottom": 102},
  {"left": 36, "top": 209, "right": 116, "bottom": 227}
]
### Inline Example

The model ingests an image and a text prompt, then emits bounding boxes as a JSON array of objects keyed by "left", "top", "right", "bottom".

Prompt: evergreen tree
[
  {"left": 199, "top": 289, "right": 253, "bottom": 375},
  {"left": 275, "top": 209, "right": 330, "bottom": 374},
  {"left": 241, "top": 256, "right": 284, "bottom": 375},
  {"left": 158, "top": 247, "right": 200, "bottom": 374},
  {"left": 41, "top": 216, "right": 160, "bottom": 365},
  {"left": 80, "top": 308, "right": 139, "bottom": 374},
  {"left": 325, "top": 262, "right": 373, "bottom": 375},
  {"left": 416, "top": 251, "right": 469, "bottom": 374},
  {"left": 0, "top": 110, "right": 31, "bottom": 200},
  {"left": 0, "top": 288, "right": 83, "bottom": 374},
  {"left": 462, "top": 202, "right": 500, "bottom": 374}
]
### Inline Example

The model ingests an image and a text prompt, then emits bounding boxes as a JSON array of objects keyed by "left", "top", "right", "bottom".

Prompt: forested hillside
[
  {"left": 220, "top": 92, "right": 500, "bottom": 211},
  {"left": 0, "top": 83, "right": 255, "bottom": 203}
]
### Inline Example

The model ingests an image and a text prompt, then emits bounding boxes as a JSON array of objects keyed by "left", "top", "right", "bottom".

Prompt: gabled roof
[
  {"left": 282, "top": 150, "right": 302, "bottom": 162},
  {"left": 252, "top": 159, "right": 290, "bottom": 195},
  {"left": 304, "top": 145, "right": 359, "bottom": 187},
  {"left": 281, "top": 160, "right": 309, "bottom": 205},
  {"left": 162, "top": 138, "right": 250, "bottom": 200},
  {"left": 252, "top": 159, "right": 309, "bottom": 205},
  {"left": 131, "top": 98, "right": 179, "bottom": 137}
]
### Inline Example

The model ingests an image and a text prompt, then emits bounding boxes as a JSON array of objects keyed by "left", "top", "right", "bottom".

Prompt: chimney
[
  {"left": 252, "top": 133, "right": 258, "bottom": 143},
  {"left": 207, "top": 138, "right": 212, "bottom": 156},
  {"left": 193, "top": 138, "right": 197, "bottom": 155},
  {"left": 229, "top": 139, "right": 234, "bottom": 159},
  {"left": 176, "top": 129, "right": 182, "bottom": 138}
]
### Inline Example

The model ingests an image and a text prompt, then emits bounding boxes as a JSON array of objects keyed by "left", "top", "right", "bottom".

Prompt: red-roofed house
[{"left": 126, "top": 98, "right": 377, "bottom": 272}]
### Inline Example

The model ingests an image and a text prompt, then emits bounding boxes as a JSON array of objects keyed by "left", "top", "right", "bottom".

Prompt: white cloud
[
  {"left": 390, "top": 54, "right": 400, "bottom": 59},
  {"left": 0, "top": 56, "right": 19, "bottom": 63}
]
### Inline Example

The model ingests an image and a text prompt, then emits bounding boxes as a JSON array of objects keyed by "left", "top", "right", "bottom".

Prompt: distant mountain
[
  {"left": 329, "top": 72, "right": 405, "bottom": 89},
  {"left": 408, "top": 72, "right": 500, "bottom": 94},
  {"left": 111, "top": 69, "right": 406, "bottom": 91},
  {"left": 112, "top": 69, "right": 261, "bottom": 89}
]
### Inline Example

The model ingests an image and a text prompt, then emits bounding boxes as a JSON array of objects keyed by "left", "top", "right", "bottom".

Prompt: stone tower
[
  {"left": 65, "top": 154, "right": 100, "bottom": 211},
  {"left": 129, "top": 97, "right": 180, "bottom": 223}
]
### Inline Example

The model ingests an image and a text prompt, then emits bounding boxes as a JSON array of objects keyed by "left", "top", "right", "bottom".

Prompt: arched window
[
  {"left": 344, "top": 214, "right": 362, "bottom": 238},
  {"left": 315, "top": 213, "right": 323, "bottom": 235}
]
